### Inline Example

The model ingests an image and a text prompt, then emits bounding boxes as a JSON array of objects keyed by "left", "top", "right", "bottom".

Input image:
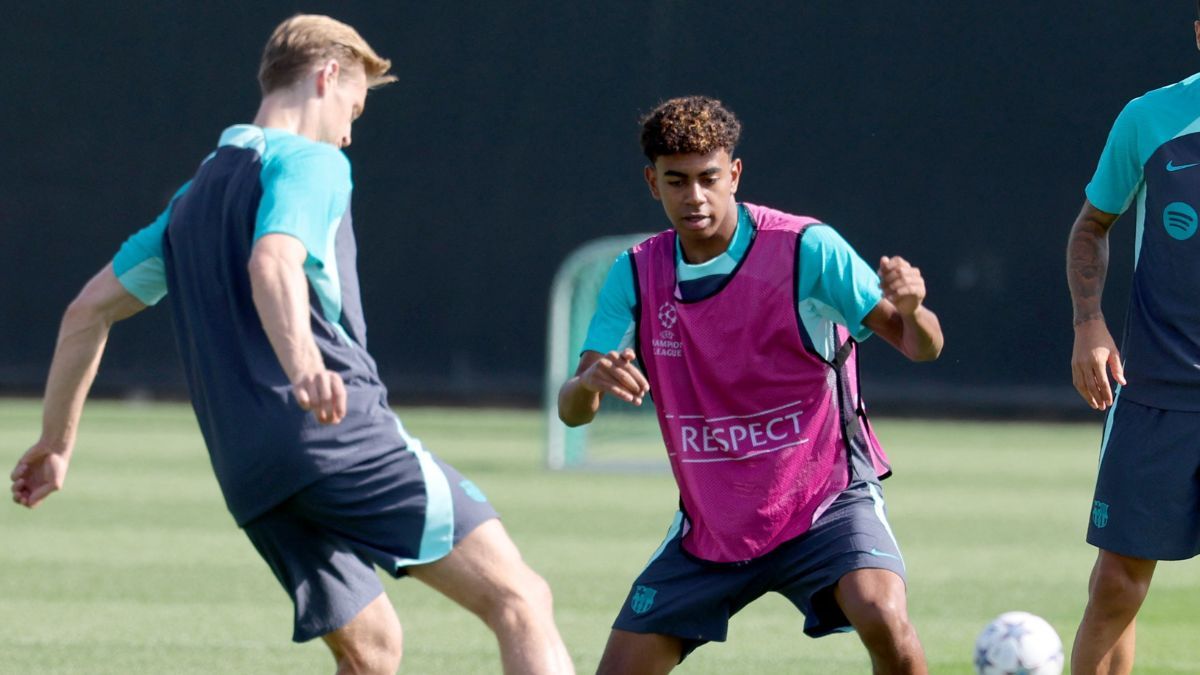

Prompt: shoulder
[
  {"left": 743, "top": 202, "right": 820, "bottom": 233},
  {"left": 1112, "top": 73, "right": 1200, "bottom": 130},
  {"left": 1135, "top": 72, "right": 1200, "bottom": 106},
  {"left": 800, "top": 223, "right": 850, "bottom": 250},
  {"left": 795, "top": 224, "right": 864, "bottom": 266},
  {"left": 605, "top": 251, "right": 635, "bottom": 297},
  {"left": 630, "top": 228, "right": 675, "bottom": 257},
  {"left": 261, "top": 130, "right": 351, "bottom": 184}
]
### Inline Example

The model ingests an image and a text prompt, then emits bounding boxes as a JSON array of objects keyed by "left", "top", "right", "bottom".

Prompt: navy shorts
[
  {"left": 242, "top": 444, "right": 498, "bottom": 642},
  {"left": 613, "top": 481, "right": 907, "bottom": 660},
  {"left": 1088, "top": 397, "right": 1200, "bottom": 560}
]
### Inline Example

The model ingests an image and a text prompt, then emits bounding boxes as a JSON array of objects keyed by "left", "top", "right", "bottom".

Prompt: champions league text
[{"left": 652, "top": 337, "right": 682, "bottom": 358}]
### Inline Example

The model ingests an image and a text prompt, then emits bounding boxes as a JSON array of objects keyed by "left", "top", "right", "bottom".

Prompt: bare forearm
[
  {"left": 1067, "top": 206, "right": 1115, "bottom": 326},
  {"left": 557, "top": 377, "right": 601, "bottom": 427},
  {"left": 558, "top": 349, "right": 649, "bottom": 426},
  {"left": 40, "top": 305, "right": 113, "bottom": 450},
  {"left": 250, "top": 255, "right": 323, "bottom": 382},
  {"left": 899, "top": 307, "right": 943, "bottom": 362},
  {"left": 36, "top": 266, "right": 147, "bottom": 450}
]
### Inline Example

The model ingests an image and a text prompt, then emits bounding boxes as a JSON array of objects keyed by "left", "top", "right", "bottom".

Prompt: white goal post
[{"left": 543, "top": 233, "right": 656, "bottom": 469}]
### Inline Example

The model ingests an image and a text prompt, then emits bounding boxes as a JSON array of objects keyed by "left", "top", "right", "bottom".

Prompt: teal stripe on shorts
[{"left": 392, "top": 416, "right": 455, "bottom": 567}]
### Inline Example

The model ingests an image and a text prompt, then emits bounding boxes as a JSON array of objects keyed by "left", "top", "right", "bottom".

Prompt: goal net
[{"left": 543, "top": 233, "right": 667, "bottom": 470}]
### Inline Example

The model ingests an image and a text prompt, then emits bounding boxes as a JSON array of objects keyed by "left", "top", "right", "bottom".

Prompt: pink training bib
[{"left": 632, "top": 203, "right": 889, "bottom": 563}]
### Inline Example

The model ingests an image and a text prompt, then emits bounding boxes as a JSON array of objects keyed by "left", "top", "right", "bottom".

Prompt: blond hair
[{"left": 258, "top": 14, "right": 397, "bottom": 94}]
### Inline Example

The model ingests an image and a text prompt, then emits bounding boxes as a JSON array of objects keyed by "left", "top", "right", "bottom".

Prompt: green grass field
[{"left": 2, "top": 400, "right": 1198, "bottom": 674}]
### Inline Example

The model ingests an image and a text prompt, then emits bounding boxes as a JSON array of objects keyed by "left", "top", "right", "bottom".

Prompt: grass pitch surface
[{"left": 1, "top": 400, "right": 1198, "bottom": 673}]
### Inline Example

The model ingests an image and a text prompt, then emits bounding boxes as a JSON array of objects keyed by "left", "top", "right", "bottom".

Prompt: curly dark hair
[{"left": 639, "top": 96, "right": 742, "bottom": 162}]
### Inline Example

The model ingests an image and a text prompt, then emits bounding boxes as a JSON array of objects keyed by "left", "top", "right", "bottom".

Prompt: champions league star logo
[
  {"left": 657, "top": 302, "right": 678, "bottom": 330},
  {"left": 653, "top": 303, "right": 683, "bottom": 357}
]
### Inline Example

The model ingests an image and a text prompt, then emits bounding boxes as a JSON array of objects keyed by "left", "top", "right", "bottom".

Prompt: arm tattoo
[{"left": 1066, "top": 215, "right": 1111, "bottom": 326}]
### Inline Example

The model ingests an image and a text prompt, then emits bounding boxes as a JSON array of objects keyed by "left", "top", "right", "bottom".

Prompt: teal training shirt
[
  {"left": 583, "top": 204, "right": 883, "bottom": 355},
  {"left": 109, "top": 126, "right": 434, "bottom": 529},
  {"left": 114, "top": 126, "right": 356, "bottom": 335},
  {"left": 1085, "top": 72, "right": 1200, "bottom": 410}
]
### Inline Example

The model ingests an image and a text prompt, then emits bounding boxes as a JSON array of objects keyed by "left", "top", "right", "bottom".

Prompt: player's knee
[
  {"left": 479, "top": 568, "right": 555, "bottom": 632},
  {"left": 329, "top": 621, "right": 403, "bottom": 674},
  {"left": 1090, "top": 562, "right": 1152, "bottom": 611},
  {"left": 336, "top": 639, "right": 402, "bottom": 675},
  {"left": 840, "top": 581, "right": 913, "bottom": 645},
  {"left": 853, "top": 595, "right": 912, "bottom": 640},
  {"left": 525, "top": 568, "right": 555, "bottom": 613}
]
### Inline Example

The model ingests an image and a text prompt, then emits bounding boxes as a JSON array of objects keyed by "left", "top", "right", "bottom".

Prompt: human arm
[
  {"left": 11, "top": 265, "right": 147, "bottom": 508},
  {"left": 248, "top": 233, "right": 346, "bottom": 425},
  {"left": 557, "top": 349, "right": 650, "bottom": 427},
  {"left": 861, "top": 255, "right": 943, "bottom": 362},
  {"left": 1066, "top": 200, "right": 1124, "bottom": 410},
  {"left": 557, "top": 250, "right": 649, "bottom": 426}
]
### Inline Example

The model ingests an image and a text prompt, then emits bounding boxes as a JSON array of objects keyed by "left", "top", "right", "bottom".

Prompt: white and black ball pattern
[{"left": 973, "top": 611, "right": 1064, "bottom": 675}]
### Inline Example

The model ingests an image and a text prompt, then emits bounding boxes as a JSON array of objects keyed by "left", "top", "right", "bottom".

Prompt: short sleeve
[
  {"left": 580, "top": 252, "right": 638, "bottom": 354},
  {"left": 1085, "top": 99, "right": 1145, "bottom": 215},
  {"left": 254, "top": 142, "right": 352, "bottom": 265},
  {"left": 796, "top": 225, "right": 883, "bottom": 341},
  {"left": 112, "top": 182, "right": 191, "bottom": 305}
]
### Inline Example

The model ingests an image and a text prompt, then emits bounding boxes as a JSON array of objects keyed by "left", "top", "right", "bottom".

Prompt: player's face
[
  {"left": 319, "top": 64, "right": 368, "bottom": 149},
  {"left": 644, "top": 149, "right": 742, "bottom": 261}
]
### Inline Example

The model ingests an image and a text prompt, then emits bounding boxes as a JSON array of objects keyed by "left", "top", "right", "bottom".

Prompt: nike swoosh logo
[
  {"left": 869, "top": 547, "right": 901, "bottom": 561},
  {"left": 1166, "top": 160, "right": 1200, "bottom": 172}
]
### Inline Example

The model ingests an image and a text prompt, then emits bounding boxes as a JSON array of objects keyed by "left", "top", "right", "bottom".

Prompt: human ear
[
  {"left": 644, "top": 165, "right": 662, "bottom": 201},
  {"left": 315, "top": 59, "right": 340, "bottom": 96}
]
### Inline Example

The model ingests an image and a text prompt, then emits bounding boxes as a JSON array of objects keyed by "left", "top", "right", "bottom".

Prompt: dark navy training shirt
[
  {"left": 113, "top": 125, "right": 406, "bottom": 525},
  {"left": 1087, "top": 72, "right": 1200, "bottom": 411}
]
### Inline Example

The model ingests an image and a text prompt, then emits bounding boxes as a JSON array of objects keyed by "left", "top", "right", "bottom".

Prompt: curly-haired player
[{"left": 559, "top": 96, "right": 942, "bottom": 673}]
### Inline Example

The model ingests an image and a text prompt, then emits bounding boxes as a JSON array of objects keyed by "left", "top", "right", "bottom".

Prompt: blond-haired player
[{"left": 10, "top": 15, "right": 573, "bottom": 675}]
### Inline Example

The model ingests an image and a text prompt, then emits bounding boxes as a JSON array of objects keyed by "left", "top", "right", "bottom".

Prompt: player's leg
[
  {"left": 834, "top": 568, "right": 926, "bottom": 675},
  {"left": 407, "top": 518, "right": 573, "bottom": 675},
  {"left": 1071, "top": 550, "right": 1156, "bottom": 675},
  {"left": 292, "top": 447, "right": 571, "bottom": 674},
  {"left": 774, "top": 481, "right": 925, "bottom": 674},
  {"left": 595, "top": 630, "right": 682, "bottom": 675},
  {"left": 321, "top": 592, "right": 404, "bottom": 675},
  {"left": 1073, "top": 401, "right": 1200, "bottom": 674},
  {"left": 242, "top": 501, "right": 403, "bottom": 672},
  {"left": 599, "top": 511, "right": 758, "bottom": 673}
]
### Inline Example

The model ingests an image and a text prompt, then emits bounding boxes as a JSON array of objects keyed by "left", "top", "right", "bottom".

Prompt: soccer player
[
  {"left": 558, "top": 96, "right": 942, "bottom": 674},
  {"left": 1066, "top": 8, "right": 1200, "bottom": 674},
  {"left": 9, "top": 15, "right": 573, "bottom": 675}
]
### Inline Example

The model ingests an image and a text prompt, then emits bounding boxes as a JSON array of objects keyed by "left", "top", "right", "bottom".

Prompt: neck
[
  {"left": 678, "top": 207, "right": 739, "bottom": 264},
  {"left": 253, "top": 90, "right": 320, "bottom": 142}
]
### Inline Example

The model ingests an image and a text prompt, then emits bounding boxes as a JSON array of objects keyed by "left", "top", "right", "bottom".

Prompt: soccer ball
[{"left": 973, "top": 611, "right": 1064, "bottom": 675}]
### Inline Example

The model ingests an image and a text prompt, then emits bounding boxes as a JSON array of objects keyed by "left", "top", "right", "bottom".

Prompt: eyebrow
[{"left": 663, "top": 167, "right": 721, "bottom": 178}]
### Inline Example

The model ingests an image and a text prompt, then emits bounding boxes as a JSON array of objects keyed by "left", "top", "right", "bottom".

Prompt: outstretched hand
[
  {"left": 11, "top": 441, "right": 71, "bottom": 508},
  {"left": 293, "top": 369, "right": 347, "bottom": 424},
  {"left": 1071, "top": 319, "right": 1126, "bottom": 410},
  {"left": 877, "top": 256, "right": 926, "bottom": 316},
  {"left": 580, "top": 349, "right": 650, "bottom": 406}
]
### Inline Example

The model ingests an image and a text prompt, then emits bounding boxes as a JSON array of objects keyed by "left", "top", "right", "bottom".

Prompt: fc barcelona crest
[
  {"left": 1092, "top": 500, "right": 1109, "bottom": 529},
  {"left": 631, "top": 585, "right": 657, "bottom": 614}
]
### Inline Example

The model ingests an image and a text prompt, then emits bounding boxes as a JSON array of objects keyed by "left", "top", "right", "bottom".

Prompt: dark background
[{"left": 2, "top": 2, "right": 1194, "bottom": 415}]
